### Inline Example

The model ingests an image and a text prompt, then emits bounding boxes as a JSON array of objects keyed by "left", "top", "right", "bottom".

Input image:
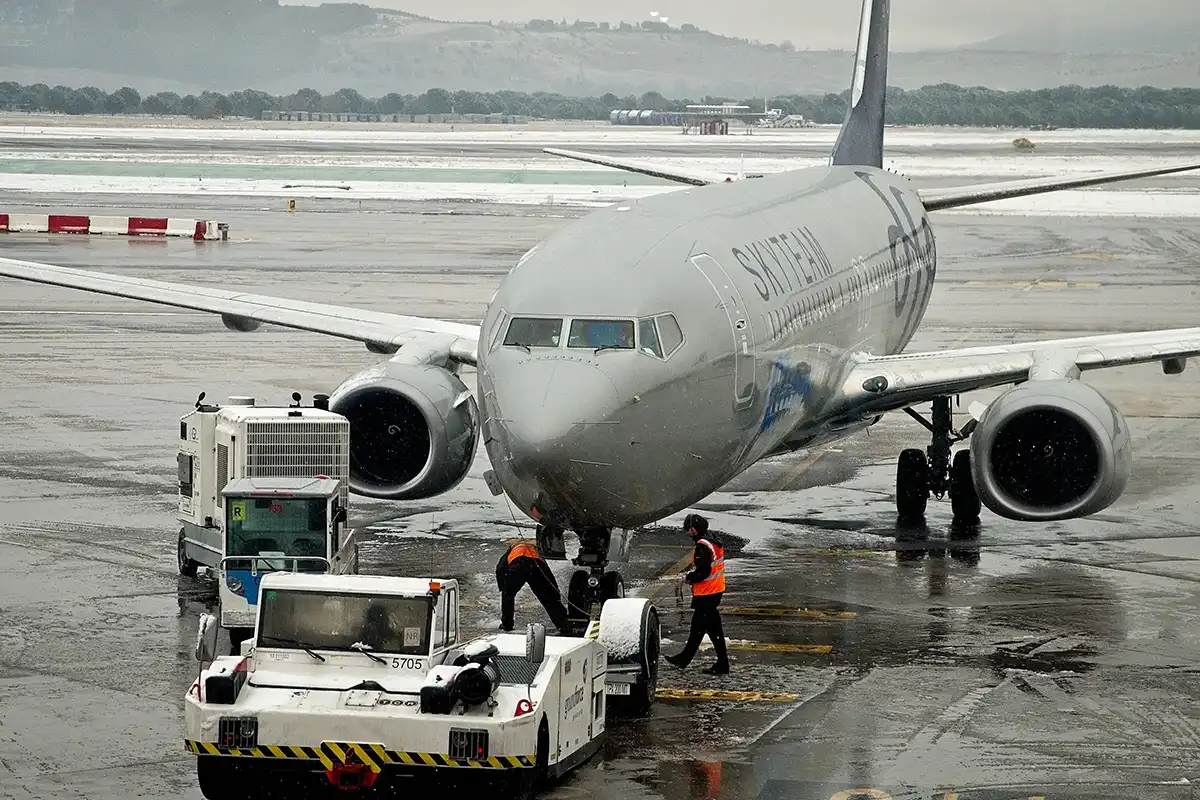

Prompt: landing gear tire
[
  {"left": 601, "top": 570, "right": 625, "bottom": 600},
  {"left": 567, "top": 570, "right": 591, "bottom": 628},
  {"left": 566, "top": 568, "right": 625, "bottom": 635},
  {"left": 896, "top": 448, "right": 930, "bottom": 522},
  {"left": 177, "top": 529, "right": 198, "bottom": 577},
  {"left": 949, "top": 450, "right": 981, "bottom": 523}
]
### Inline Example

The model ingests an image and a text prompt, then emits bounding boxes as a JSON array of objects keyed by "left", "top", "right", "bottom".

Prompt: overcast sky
[{"left": 282, "top": 0, "right": 1197, "bottom": 49}]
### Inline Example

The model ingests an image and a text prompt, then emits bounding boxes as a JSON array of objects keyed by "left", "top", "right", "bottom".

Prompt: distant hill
[
  {"left": 965, "top": 21, "right": 1199, "bottom": 55},
  {"left": 1, "top": 5, "right": 1197, "bottom": 97}
]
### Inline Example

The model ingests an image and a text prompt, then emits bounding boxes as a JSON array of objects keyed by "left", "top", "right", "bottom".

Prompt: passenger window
[
  {"left": 568, "top": 319, "right": 635, "bottom": 349},
  {"left": 637, "top": 318, "right": 663, "bottom": 358},
  {"left": 655, "top": 314, "right": 683, "bottom": 356},
  {"left": 504, "top": 317, "right": 563, "bottom": 348}
]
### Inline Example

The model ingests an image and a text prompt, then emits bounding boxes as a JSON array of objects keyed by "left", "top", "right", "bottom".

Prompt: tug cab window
[
  {"left": 503, "top": 317, "right": 563, "bottom": 348},
  {"left": 568, "top": 319, "right": 635, "bottom": 350}
]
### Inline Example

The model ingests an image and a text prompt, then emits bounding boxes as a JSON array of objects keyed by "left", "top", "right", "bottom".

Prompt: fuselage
[{"left": 475, "top": 164, "right": 937, "bottom": 530}]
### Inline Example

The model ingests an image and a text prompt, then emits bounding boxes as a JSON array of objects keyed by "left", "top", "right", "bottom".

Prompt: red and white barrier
[{"left": 0, "top": 214, "right": 229, "bottom": 241}]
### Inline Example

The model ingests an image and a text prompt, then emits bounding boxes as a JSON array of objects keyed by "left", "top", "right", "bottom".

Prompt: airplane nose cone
[{"left": 491, "top": 359, "right": 621, "bottom": 451}]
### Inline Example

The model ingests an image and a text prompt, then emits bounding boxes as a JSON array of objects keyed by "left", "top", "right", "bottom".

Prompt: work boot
[
  {"left": 498, "top": 623, "right": 513, "bottom": 632},
  {"left": 701, "top": 662, "right": 729, "bottom": 676},
  {"left": 665, "top": 653, "right": 688, "bottom": 669}
]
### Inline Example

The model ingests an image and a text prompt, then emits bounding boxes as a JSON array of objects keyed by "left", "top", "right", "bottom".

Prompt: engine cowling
[
  {"left": 969, "top": 379, "right": 1132, "bottom": 521},
  {"left": 327, "top": 361, "right": 479, "bottom": 500}
]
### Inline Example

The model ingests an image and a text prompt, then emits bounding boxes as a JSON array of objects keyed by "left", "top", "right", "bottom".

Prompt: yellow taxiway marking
[
  {"left": 770, "top": 446, "right": 836, "bottom": 492},
  {"left": 964, "top": 280, "right": 1102, "bottom": 289},
  {"left": 640, "top": 550, "right": 698, "bottom": 604},
  {"left": 1069, "top": 251, "right": 1119, "bottom": 260},
  {"left": 805, "top": 547, "right": 892, "bottom": 558},
  {"left": 727, "top": 642, "right": 833, "bottom": 654},
  {"left": 722, "top": 606, "right": 857, "bottom": 620},
  {"left": 656, "top": 688, "right": 801, "bottom": 702}
]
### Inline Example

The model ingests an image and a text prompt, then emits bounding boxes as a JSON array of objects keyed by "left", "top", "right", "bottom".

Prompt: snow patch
[
  {"left": 193, "top": 614, "right": 218, "bottom": 662},
  {"left": 598, "top": 598, "right": 647, "bottom": 661}
]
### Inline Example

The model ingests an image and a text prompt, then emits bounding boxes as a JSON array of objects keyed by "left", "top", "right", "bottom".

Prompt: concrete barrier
[{"left": 0, "top": 214, "right": 229, "bottom": 240}]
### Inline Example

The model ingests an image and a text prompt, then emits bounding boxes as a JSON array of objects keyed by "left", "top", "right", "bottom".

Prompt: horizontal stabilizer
[
  {"left": 919, "top": 161, "right": 1200, "bottom": 212},
  {"left": 543, "top": 148, "right": 720, "bottom": 186}
]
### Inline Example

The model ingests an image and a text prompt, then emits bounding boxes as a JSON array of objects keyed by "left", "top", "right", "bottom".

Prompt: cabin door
[{"left": 689, "top": 253, "right": 755, "bottom": 409}]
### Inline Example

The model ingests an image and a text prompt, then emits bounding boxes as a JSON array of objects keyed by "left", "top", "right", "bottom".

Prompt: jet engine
[
  {"left": 327, "top": 361, "right": 479, "bottom": 500},
  {"left": 969, "top": 379, "right": 1132, "bottom": 521}
]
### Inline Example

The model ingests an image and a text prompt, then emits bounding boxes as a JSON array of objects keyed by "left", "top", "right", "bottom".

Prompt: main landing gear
[
  {"left": 536, "top": 523, "right": 627, "bottom": 636},
  {"left": 897, "top": 396, "right": 982, "bottom": 524}
]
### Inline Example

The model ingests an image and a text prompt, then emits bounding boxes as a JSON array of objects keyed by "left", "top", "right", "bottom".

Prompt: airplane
[{"left": 4, "top": 0, "right": 1200, "bottom": 622}]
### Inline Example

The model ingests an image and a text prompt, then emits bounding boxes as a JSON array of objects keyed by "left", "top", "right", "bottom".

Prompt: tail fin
[{"left": 829, "top": 0, "right": 891, "bottom": 168}]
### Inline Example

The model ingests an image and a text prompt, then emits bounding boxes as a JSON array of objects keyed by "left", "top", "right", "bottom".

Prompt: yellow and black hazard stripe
[
  {"left": 186, "top": 740, "right": 322, "bottom": 760},
  {"left": 184, "top": 740, "right": 535, "bottom": 771}
]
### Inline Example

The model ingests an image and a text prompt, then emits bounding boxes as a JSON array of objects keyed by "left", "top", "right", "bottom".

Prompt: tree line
[{"left": 2, "top": 81, "right": 1199, "bottom": 129}]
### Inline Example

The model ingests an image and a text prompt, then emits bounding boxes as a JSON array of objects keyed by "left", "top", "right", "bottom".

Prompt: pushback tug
[{"left": 187, "top": 572, "right": 661, "bottom": 797}]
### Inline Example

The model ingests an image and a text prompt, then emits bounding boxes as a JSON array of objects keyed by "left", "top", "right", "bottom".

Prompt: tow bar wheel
[{"left": 598, "top": 597, "right": 660, "bottom": 716}]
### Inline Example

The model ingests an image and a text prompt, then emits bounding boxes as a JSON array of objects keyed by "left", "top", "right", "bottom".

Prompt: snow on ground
[
  {"left": 1, "top": 172, "right": 1196, "bottom": 216},
  {"left": 2, "top": 122, "right": 1199, "bottom": 149},
  {"left": 4, "top": 151, "right": 1199, "bottom": 181},
  {"left": 0, "top": 174, "right": 659, "bottom": 206}
]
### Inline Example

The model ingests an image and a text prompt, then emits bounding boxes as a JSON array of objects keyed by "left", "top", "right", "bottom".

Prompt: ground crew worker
[
  {"left": 495, "top": 538, "right": 570, "bottom": 633},
  {"left": 665, "top": 513, "right": 730, "bottom": 675}
]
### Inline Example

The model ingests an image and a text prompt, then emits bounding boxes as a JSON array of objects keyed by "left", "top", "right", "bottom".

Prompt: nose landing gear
[{"left": 557, "top": 526, "right": 627, "bottom": 636}]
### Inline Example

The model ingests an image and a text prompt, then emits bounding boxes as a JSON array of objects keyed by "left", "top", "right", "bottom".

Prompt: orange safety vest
[
  {"left": 507, "top": 541, "right": 539, "bottom": 562},
  {"left": 691, "top": 538, "right": 725, "bottom": 596}
]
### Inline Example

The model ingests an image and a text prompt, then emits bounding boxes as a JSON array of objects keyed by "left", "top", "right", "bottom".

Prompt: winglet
[{"left": 830, "top": 0, "right": 891, "bottom": 168}]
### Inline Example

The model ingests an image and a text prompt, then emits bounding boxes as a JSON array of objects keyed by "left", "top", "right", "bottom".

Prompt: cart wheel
[
  {"left": 197, "top": 756, "right": 256, "bottom": 800},
  {"left": 178, "top": 529, "right": 198, "bottom": 577},
  {"left": 535, "top": 716, "right": 550, "bottom": 785}
]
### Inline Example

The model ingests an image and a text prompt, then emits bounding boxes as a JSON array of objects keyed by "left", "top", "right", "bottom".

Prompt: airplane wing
[
  {"left": 835, "top": 328, "right": 1200, "bottom": 417},
  {"left": 543, "top": 148, "right": 722, "bottom": 186},
  {"left": 0, "top": 256, "right": 481, "bottom": 364},
  {"left": 917, "top": 162, "right": 1200, "bottom": 212},
  {"left": 546, "top": 147, "right": 1200, "bottom": 208}
]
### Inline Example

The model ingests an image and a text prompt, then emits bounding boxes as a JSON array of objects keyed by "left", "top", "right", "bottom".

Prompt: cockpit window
[
  {"left": 568, "top": 319, "right": 635, "bottom": 350},
  {"left": 656, "top": 314, "right": 684, "bottom": 356},
  {"left": 638, "top": 318, "right": 663, "bottom": 358},
  {"left": 503, "top": 317, "right": 563, "bottom": 348}
]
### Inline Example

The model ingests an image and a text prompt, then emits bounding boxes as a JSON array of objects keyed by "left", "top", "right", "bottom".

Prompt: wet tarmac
[{"left": 2, "top": 157, "right": 1200, "bottom": 800}]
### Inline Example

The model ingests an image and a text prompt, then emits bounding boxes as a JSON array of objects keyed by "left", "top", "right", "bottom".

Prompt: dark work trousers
[
  {"left": 498, "top": 556, "right": 570, "bottom": 632},
  {"left": 675, "top": 592, "right": 729, "bottom": 667}
]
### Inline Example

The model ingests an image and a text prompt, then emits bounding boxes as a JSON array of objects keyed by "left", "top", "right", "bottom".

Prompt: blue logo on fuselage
[{"left": 761, "top": 360, "right": 813, "bottom": 431}]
